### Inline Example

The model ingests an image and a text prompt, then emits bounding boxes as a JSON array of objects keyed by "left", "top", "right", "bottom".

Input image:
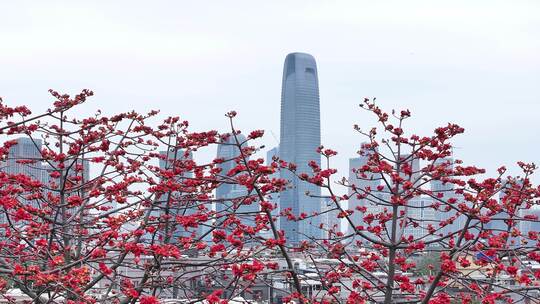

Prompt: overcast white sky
[{"left": 1, "top": 1, "right": 539, "bottom": 184}]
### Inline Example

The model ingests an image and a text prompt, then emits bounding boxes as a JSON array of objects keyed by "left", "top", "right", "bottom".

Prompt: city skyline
[
  {"left": 1, "top": 2, "right": 539, "bottom": 302},
  {"left": 1, "top": 1, "right": 538, "bottom": 187}
]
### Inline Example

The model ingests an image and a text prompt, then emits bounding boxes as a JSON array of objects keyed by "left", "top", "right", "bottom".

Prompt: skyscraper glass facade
[
  {"left": 279, "top": 53, "right": 321, "bottom": 243},
  {"left": 215, "top": 134, "right": 259, "bottom": 231},
  {"left": 155, "top": 149, "right": 197, "bottom": 241}
]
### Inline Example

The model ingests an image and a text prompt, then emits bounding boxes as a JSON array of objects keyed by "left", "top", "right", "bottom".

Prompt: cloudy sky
[{"left": 1, "top": 1, "right": 539, "bottom": 184}]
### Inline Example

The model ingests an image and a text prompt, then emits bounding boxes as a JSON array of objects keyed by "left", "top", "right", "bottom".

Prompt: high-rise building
[
  {"left": 215, "top": 134, "right": 247, "bottom": 204},
  {"left": 261, "top": 147, "right": 280, "bottom": 239},
  {"left": 1, "top": 138, "right": 44, "bottom": 182},
  {"left": 320, "top": 198, "right": 341, "bottom": 239},
  {"left": 485, "top": 180, "right": 523, "bottom": 248},
  {"left": 0, "top": 138, "right": 46, "bottom": 224},
  {"left": 155, "top": 149, "right": 199, "bottom": 241},
  {"left": 266, "top": 147, "right": 279, "bottom": 165},
  {"left": 522, "top": 207, "right": 540, "bottom": 247},
  {"left": 403, "top": 196, "right": 436, "bottom": 242},
  {"left": 0, "top": 138, "right": 90, "bottom": 224},
  {"left": 396, "top": 154, "right": 438, "bottom": 242},
  {"left": 0, "top": 138, "right": 91, "bottom": 200},
  {"left": 397, "top": 153, "right": 421, "bottom": 186},
  {"left": 430, "top": 157, "right": 465, "bottom": 237},
  {"left": 430, "top": 158, "right": 453, "bottom": 196},
  {"left": 279, "top": 52, "right": 322, "bottom": 243},
  {"left": 42, "top": 158, "right": 90, "bottom": 192},
  {"left": 215, "top": 133, "right": 247, "bottom": 211},
  {"left": 215, "top": 134, "right": 259, "bottom": 228},
  {"left": 347, "top": 146, "right": 380, "bottom": 236}
]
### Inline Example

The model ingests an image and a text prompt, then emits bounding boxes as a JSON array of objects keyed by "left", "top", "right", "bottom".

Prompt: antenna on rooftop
[
  {"left": 451, "top": 146, "right": 462, "bottom": 156},
  {"left": 270, "top": 130, "right": 279, "bottom": 146}
]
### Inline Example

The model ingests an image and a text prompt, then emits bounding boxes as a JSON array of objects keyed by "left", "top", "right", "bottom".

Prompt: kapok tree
[
  {"left": 0, "top": 91, "right": 538, "bottom": 304},
  {"left": 0, "top": 91, "right": 294, "bottom": 303},
  {"left": 290, "top": 98, "right": 540, "bottom": 303}
]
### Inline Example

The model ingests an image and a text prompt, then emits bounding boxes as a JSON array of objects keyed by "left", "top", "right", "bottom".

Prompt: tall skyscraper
[
  {"left": 0, "top": 137, "right": 90, "bottom": 199},
  {"left": 320, "top": 198, "right": 341, "bottom": 239},
  {"left": 215, "top": 133, "right": 247, "bottom": 211},
  {"left": 155, "top": 149, "right": 198, "bottom": 241},
  {"left": 485, "top": 179, "right": 522, "bottom": 248},
  {"left": 0, "top": 138, "right": 90, "bottom": 224},
  {"left": 403, "top": 196, "right": 436, "bottom": 242},
  {"left": 430, "top": 158, "right": 454, "bottom": 197},
  {"left": 397, "top": 153, "right": 421, "bottom": 186},
  {"left": 279, "top": 52, "right": 322, "bottom": 243},
  {"left": 522, "top": 207, "right": 540, "bottom": 247},
  {"left": 1, "top": 138, "right": 44, "bottom": 181},
  {"left": 261, "top": 147, "right": 280, "bottom": 239},
  {"left": 266, "top": 147, "right": 279, "bottom": 165},
  {"left": 215, "top": 134, "right": 259, "bottom": 228},
  {"left": 0, "top": 138, "right": 46, "bottom": 224},
  {"left": 430, "top": 157, "right": 465, "bottom": 237},
  {"left": 347, "top": 150, "right": 381, "bottom": 236}
]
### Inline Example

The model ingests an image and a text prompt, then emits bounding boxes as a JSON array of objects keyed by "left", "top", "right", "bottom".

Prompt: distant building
[
  {"left": 0, "top": 138, "right": 47, "bottom": 226},
  {"left": 215, "top": 133, "right": 247, "bottom": 205},
  {"left": 154, "top": 149, "right": 200, "bottom": 242},
  {"left": 525, "top": 207, "right": 540, "bottom": 247},
  {"left": 397, "top": 153, "right": 421, "bottom": 186},
  {"left": 0, "top": 137, "right": 90, "bottom": 224},
  {"left": 397, "top": 154, "right": 430, "bottom": 241},
  {"left": 484, "top": 179, "right": 540, "bottom": 248},
  {"left": 279, "top": 52, "right": 322, "bottom": 243},
  {"left": 430, "top": 158, "right": 454, "bottom": 197},
  {"left": 430, "top": 157, "right": 465, "bottom": 237},
  {"left": 403, "top": 196, "right": 436, "bottom": 242},
  {"left": 320, "top": 198, "right": 341, "bottom": 239},
  {"left": 42, "top": 158, "right": 90, "bottom": 192},
  {"left": 347, "top": 146, "right": 380, "bottom": 236},
  {"left": 1, "top": 138, "right": 45, "bottom": 182},
  {"left": 486, "top": 179, "right": 521, "bottom": 247},
  {"left": 261, "top": 146, "right": 280, "bottom": 239},
  {"left": 518, "top": 208, "right": 540, "bottom": 247},
  {"left": 267, "top": 146, "right": 279, "bottom": 163},
  {"left": 215, "top": 134, "right": 259, "bottom": 229},
  {"left": 1, "top": 137, "right": 90, "bottom": 190}
]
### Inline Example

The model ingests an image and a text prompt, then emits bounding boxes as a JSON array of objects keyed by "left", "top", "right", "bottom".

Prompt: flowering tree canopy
[{"left": 0, "top": 91, "right": 538, "bottom": 304}]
